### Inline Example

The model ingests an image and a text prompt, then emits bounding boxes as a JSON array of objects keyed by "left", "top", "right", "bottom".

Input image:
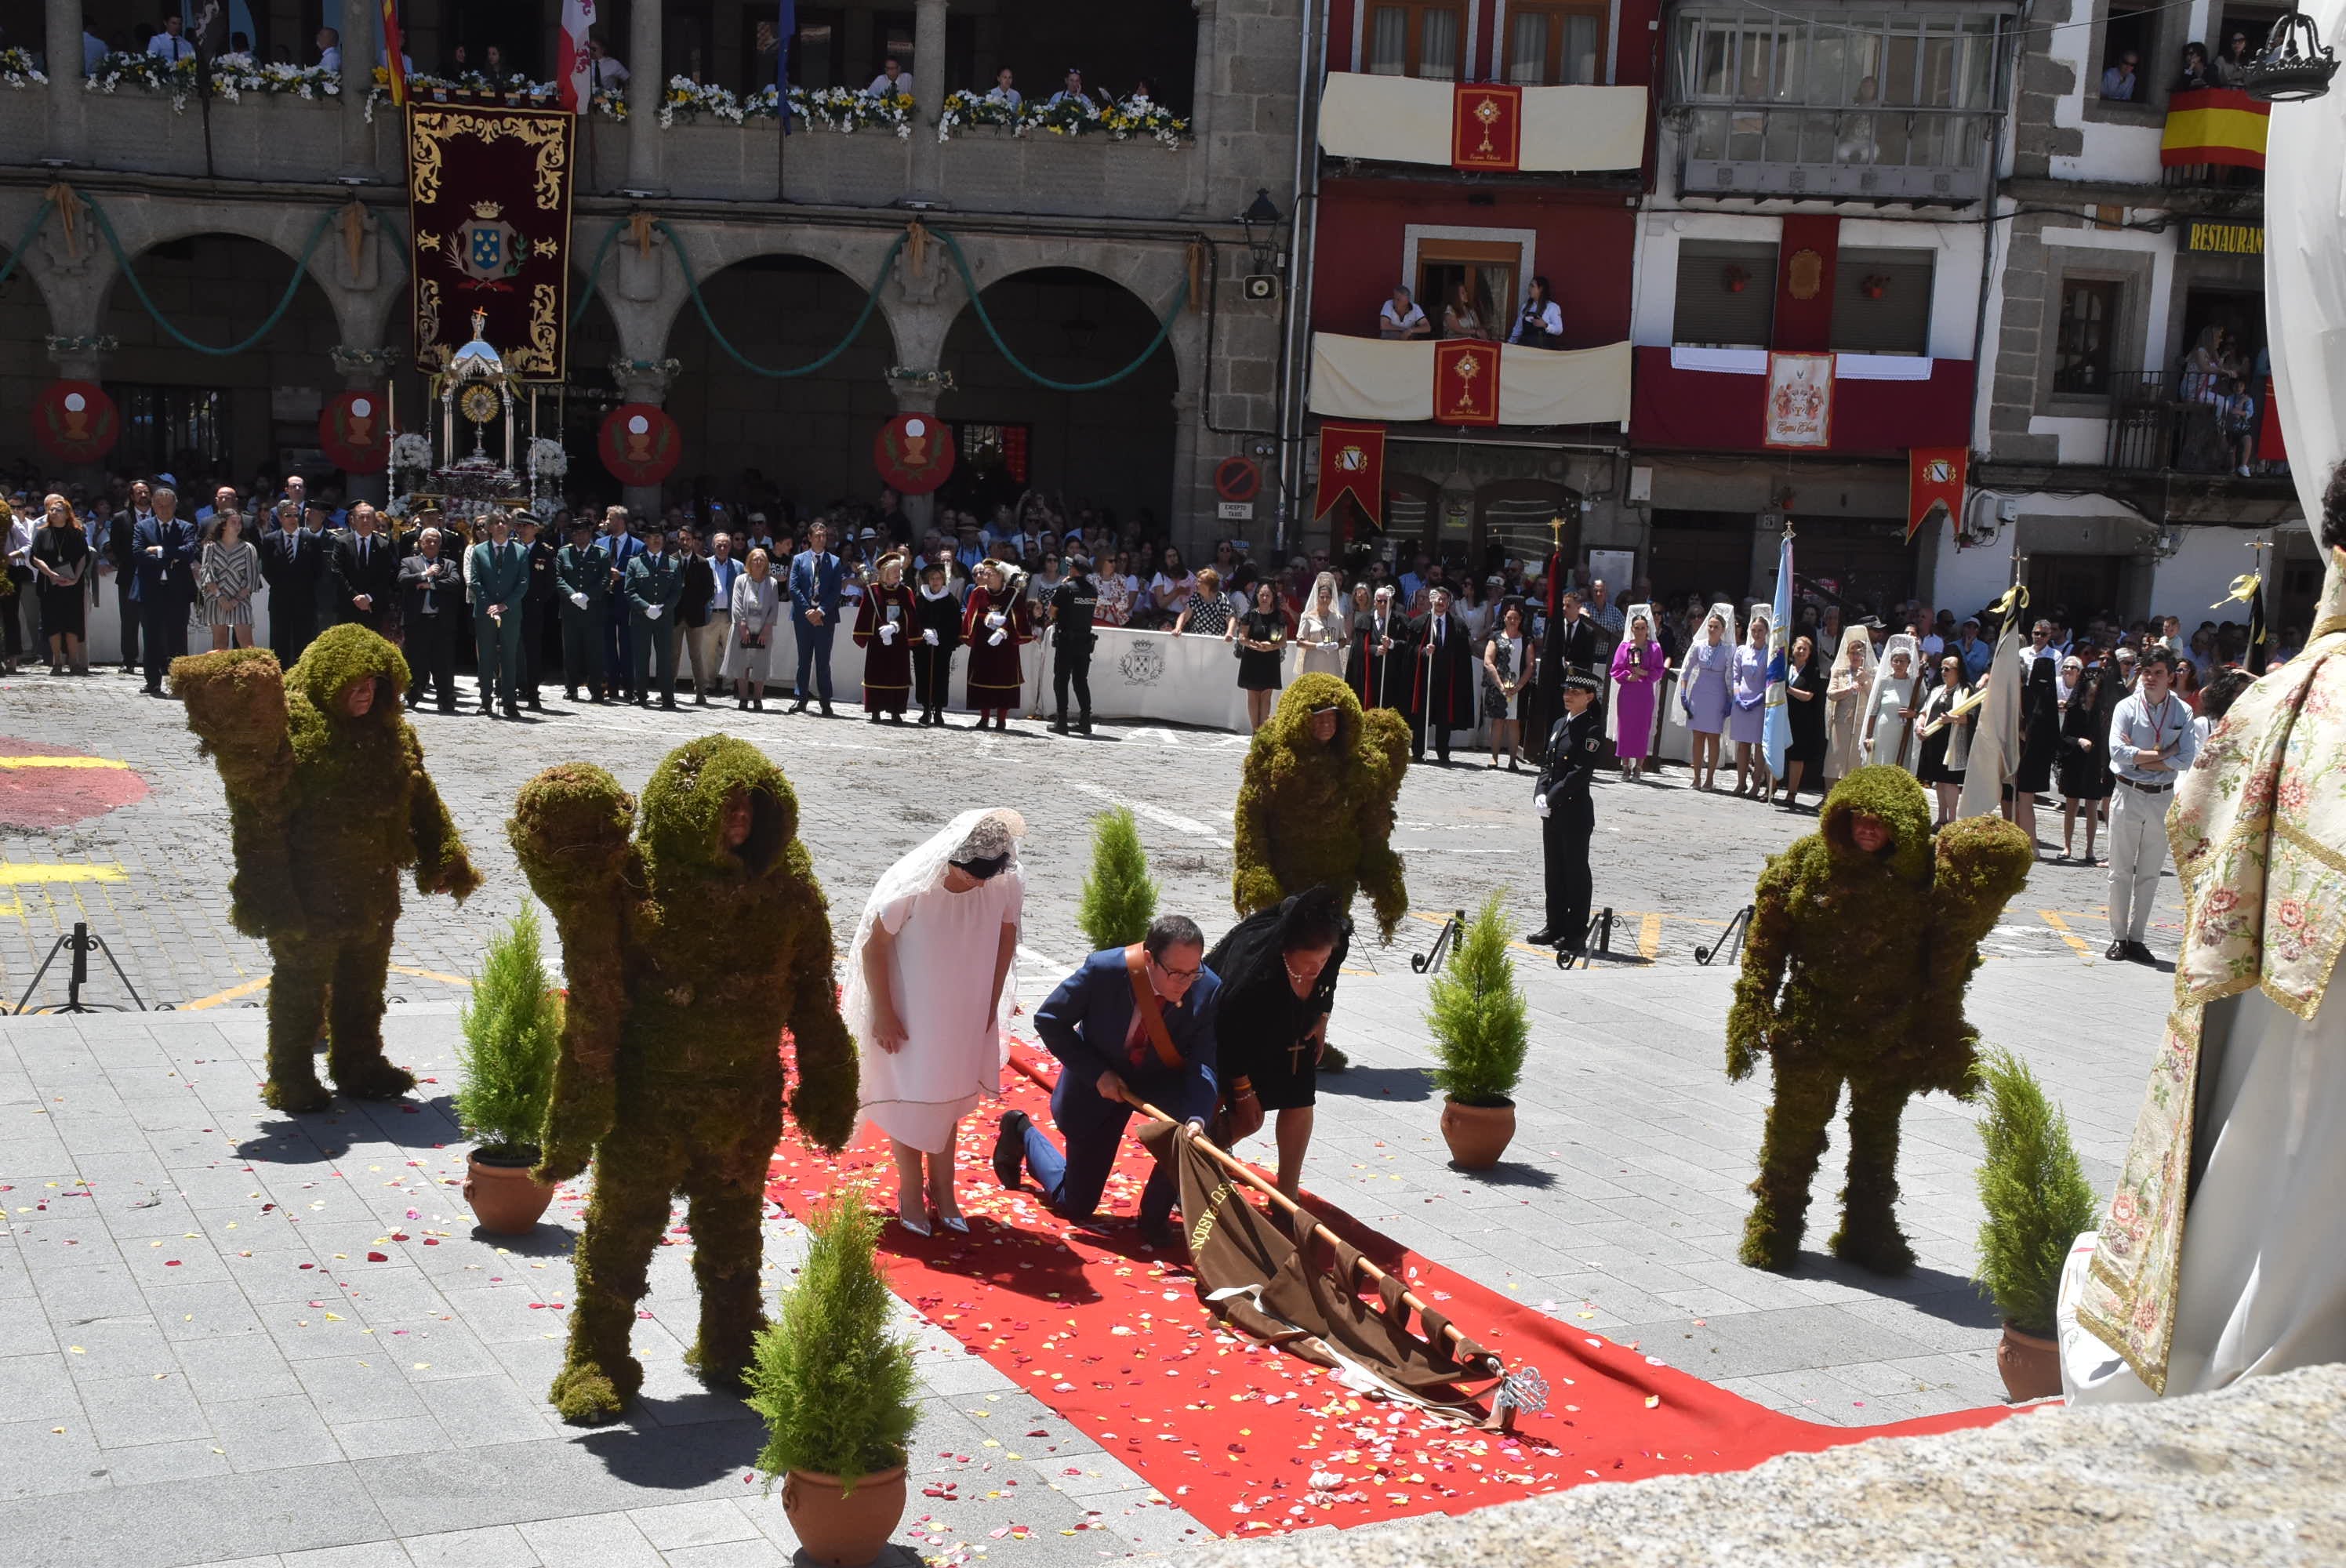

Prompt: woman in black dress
[
  {"left": 1780, "top": 633, "right": 1828, "bottom": 811},
  {"left": 1203, "top": 886, "right": 1349, "bottom": 1200},
  {"left": 1233, "top": 579, "right": 1287, "bottom": 732},
  {"left": 28, "top": 494, "right": 92, "bottom": 676},
  {"left": 2010, "top": 655, "right": 2061, "bottom": 855},
  {"left": 2055, "top": 652, "right": 2117, "bottom": 865},
  {"left": 1916, "top": 654, "right": 1973, "bottom": 827}
]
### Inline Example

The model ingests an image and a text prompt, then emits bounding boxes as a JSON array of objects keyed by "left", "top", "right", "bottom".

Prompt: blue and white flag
[
  {"left": 776, "top": 0, "right": 796, "bottom": 132},
  {"left": 1762, "top": 530, "right": 1794, "bottom": 779}
]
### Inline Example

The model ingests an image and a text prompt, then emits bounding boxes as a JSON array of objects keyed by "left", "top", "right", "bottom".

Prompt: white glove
[
  {"left": 922, "top": 628, "right": 939, "bottom": 646},
  {"left": 1534, "top": 794, "right": 1551, "bottom": 818},
  {"left": 569, "top": 591, "right": 588, "bottom": 609},
  {"left": 878, "top": 622, "right": 898, "bottom": 644},
  {"left": 643, "top": 603, "right": 663, "bottom": 619},
  {"left": 988, "top": 628, "right": 1008, "bottom": 647},
  {"left": 986, "top": 611, "right": 1006, "bottom": 630}
]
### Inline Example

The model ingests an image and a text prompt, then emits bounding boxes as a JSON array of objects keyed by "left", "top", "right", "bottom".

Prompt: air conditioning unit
[{"left": 1241, "top": 274, "right": 1281, "bottom": 303}]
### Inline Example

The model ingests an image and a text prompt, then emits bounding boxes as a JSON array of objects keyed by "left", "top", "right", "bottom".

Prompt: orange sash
[{"left": 1123, "top": 944, "right": 1186, "bottom": 1073}]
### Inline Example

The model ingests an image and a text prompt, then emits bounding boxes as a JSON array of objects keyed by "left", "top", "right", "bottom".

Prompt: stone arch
[
  {"left": 937, "top": 261, "right": 1184, "bottom": 534},
  {"left": 620, "top": 224, "right": 906, "bottom": 369}
]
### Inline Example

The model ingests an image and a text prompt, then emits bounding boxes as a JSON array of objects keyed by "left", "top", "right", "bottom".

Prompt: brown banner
[
  {"left": 1433, "top": 339, "right": 1501, "bottom": 427},
  {"left": 405, "top": 105, "right": 575, "bottom": 380},
  {"left": 1451, "top": 82, "right": 1523, "bottom": 172}
]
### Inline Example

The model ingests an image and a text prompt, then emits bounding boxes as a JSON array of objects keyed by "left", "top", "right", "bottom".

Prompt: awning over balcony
[
  {"left": 1318, "top": 73, "right": 1647, "bottom": 172},
  {"left": 1309, "top": 335, "right": 1632, "bottom": 427},
  {"left": 1630, "top": 346, "right": 1973, "bottom": 453}
]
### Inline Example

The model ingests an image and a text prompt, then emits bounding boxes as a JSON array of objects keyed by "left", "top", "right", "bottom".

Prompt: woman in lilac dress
[
  {"left": 1676, "top": 601, "right": 1736, "bottom": 790},
  {"left": 1730, "top": 607, "right": 1773, "bottom": 799},
  {"left": 1608, "top": 608, "right": 1667, "bottom": 779}
]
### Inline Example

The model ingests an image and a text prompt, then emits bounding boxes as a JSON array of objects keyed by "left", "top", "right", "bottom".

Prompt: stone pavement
[{"left": 0, "top": 670, "right": 2182, "bottom": 1564}]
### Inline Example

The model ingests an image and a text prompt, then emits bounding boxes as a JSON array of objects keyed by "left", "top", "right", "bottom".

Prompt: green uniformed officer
[
  {"left": 467, "top": 510, "right": 532, "bottom": 720},
  {"left": 624, "top": 521, "right": 688, "bottom": 708},
  {"left": 556, "top": 517, "right": 608, "bottom": 702},
  {"left": 1528, "top": 665, "right": 1605, "bottom": 953}
]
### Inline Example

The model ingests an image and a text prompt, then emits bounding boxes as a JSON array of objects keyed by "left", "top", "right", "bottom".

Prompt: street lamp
[
  {"left": 2247, "top": 8, "right": 2339, "bottom": 101},
  {"left": 1237, "top": 187, "right": 1284, "bottom": 272}
]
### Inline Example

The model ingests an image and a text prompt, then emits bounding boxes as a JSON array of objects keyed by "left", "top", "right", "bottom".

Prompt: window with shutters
[
  {"left": 1830, "top": 248, "right": 1935, "bottom": 354},
  {"left": 1673, "top": 241, "right": 1779, "bottom": 348},
  {"left": 1505, "top": 3, "right": 1609, "bottom": 85},
  {"left": 1367, "top": 2, "right": 1465, "bottom": 81}
]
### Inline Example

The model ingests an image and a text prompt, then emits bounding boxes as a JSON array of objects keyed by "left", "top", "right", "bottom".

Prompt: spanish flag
[
  {"left": 2161, "top": 87, "right": 2268, "bottom": 169},
  {"left": 380, "top": 0, "right": 407, "bottom": 107}
]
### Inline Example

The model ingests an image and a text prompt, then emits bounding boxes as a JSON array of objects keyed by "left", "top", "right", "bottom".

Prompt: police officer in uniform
[
  {"left": 1049, "top": 554, "right": 1101, "bottom": 735},
  {"left": 1528, "top": 665, "right": 1604, "bottom": 953},
  {"left": 555, "top": 517, "right": 609, "bottom": 702}
]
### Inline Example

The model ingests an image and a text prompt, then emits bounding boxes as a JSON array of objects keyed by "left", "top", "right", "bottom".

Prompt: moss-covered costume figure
[
  {"left": 1726, "top": 767, "right": 2032, "bottom": 1274},
  {"left": 1233, "top": 673, "right": 1411, "bottom": 942},
  {"left": 509, "top": 735, "right": 856, "bottom": 1425},
  {"left": 173, "top": 629, "right": 481, "bottom": 1112}
]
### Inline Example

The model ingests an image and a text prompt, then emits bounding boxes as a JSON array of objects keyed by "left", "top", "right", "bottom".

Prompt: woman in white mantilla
[
  {"left": 1862, "top": 633, "right": 1923, "bottom": 774},
  {"left": 847, "top": 808, "right": 1026, "bottom": 1236}
]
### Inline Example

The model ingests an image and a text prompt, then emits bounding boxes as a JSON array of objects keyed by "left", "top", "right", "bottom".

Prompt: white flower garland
[
  {"left": 0, "top": 46, "right": 47, "bottom": 88},
  {"left": 528, "top": 437, "right": 569, "bottom": 479},
  {"left": 83, "top": 49, "right": 340, "bottom": 112}
]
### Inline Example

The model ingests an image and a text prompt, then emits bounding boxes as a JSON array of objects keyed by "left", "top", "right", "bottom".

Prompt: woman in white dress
[
  {"left": 844, "top": 808, "right": 1026, "bottom": 1235},
  {"left": 1861, "top": 633, "right": 1922, "bottom": 773},
  {"left": 1295, "top": 569, "right": 1346, "bottom": 677},
  {"left": 1822, "top": 623, "right": 1877, "bottom": 784}
]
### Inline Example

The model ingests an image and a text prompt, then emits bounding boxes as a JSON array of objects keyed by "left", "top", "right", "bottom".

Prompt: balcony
[
  {"left": 1629, "top": 346, "right": 1974, "bottom": 453},
  {"left": 1307, "top": 334, "right": 1632, "bottom": 428},
  {"left": 1316, "top": 71, "right": 1647, "bottom": 173},
  {"left": 1669, "top": 103, "right": 1993, "bottom": 202},
  {"left": 2158, "top": 87, "right": 2267, "bottom": 195},
  {"left": 2106, "top": 371, "right": 2272, "bottom": 475}
]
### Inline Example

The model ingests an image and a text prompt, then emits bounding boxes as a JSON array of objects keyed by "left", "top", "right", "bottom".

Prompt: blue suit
[
  {"left": 130, "top": 514, "right": 197, "bottom": 691},
  {"left": 788, "top": 548, "right": 844, "bottom": 704},
  {"left": 1024, "top": 947, "right": 1221, "bottom": 1229},
  {"left": 597, "top": 533, "right": 644, "bottom": 697}
]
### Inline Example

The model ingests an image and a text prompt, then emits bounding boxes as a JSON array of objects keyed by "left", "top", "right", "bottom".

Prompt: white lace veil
[
  {"left": 839, "top": 808, "right": 1028, "bottom": 1069},
  {"left": 1676, "top": 601, "right": 1737, "bottom": 689},
  {"left": 1300, "top": 570, "right": 1345, "bottom": 641},
  {"left": 1832, "top": 624, "right": 1878, "bottom": 691}
]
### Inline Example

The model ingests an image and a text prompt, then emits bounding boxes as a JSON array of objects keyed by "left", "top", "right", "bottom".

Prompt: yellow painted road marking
[
  {"left": 181, "top": 977, "right": 271, "bottom": 1011},
  {"left": 0, "top": 863, "right": 129, "bottom": 885},
  {"left": 2039, "top": 910, "right": 2092, "bottom": 960},
  {"left": 0, "top": 756, "right": 131, "bottom": 769},
  {"left": 389, "top": 965, "right": 472, "bottom": 988}
]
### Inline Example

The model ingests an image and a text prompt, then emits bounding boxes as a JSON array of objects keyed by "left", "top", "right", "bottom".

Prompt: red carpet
[{"left": 767, "top": 1043, "right": 2015, "bottom": 1538}]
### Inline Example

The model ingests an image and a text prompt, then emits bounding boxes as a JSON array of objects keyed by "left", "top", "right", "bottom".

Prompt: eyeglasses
[{"left": 1151, "top": 959, "right": 1201, "bottom": 981}]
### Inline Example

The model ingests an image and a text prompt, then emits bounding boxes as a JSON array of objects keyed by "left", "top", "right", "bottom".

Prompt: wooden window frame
[
  {"left": 2053, "top": 277, "right": 2122, "bottom": 397},
  {"left": 1367, "top": 1, "right": 1468, "bottom": 81},
  {"left": 1504, "top": 2, "right": 1611, "bottom": 87}
]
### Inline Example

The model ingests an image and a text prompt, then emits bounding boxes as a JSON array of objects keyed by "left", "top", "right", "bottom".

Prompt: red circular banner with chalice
[
  {"left": 600, "top": 403, "right": 682, "bottom": 485},
  {"left": 873, "top": 412, "right": 957, "bottom": 495},
  {"left": 318, "top": 389, "right": 390, "bottom": 474},
  {"left": 32, "top": 381, "right": 120, "bottom": 463}
]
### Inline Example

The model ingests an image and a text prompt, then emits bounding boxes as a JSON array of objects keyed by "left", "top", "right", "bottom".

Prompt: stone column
[
  {"left": 625, "top": 0, "right": 663, "bottom": 193},
  {"left": 907, "top": 0, "right": 948, "bottom": 202},
  {"left": 340, "top": 0, "right": 376, "bottom": 179},
  {"left": 1183, "top": 0, "right": 1218, "bottom": 218},
  {"left": 612, "top": 358, "right": 677, "bottom": 515},
  {"left": 45, "top": 336, "right": 111, "bottom": 485},
  {"left": 43, "top": 0, "right": 86, "bottom": 163},
  {"left": 1171, "top": 387, "right": 1203, "bottom": 554}
]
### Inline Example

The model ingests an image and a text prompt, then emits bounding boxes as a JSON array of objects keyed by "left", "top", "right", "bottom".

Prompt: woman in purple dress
[
  {"left": 1730, "top": 607, "right": 1773, "bottom": 799},
  {"left": 1609, "top": 608, "right": 1666, "bottom": 779},
  {"left": 1676, "top": 601, "right": 1737, "bottom": 790}
]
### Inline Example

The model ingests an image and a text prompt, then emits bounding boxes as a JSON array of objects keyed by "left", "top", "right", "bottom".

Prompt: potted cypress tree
[
  {"left": 1077, "top": 805, "right": 1157, "bottom": 950},
  {"left": 1425, "top": 892, "right": 1530, "bottom": 1169},
  {"left": 750, "top": 1186, "right": 918, "bottom": 1566},
  {"left": 456, "top": 909, "right": 564, "bottom": 1234},
  {"left": 1972, "top": 1047, "right": 2099, "bottom": 1402}
]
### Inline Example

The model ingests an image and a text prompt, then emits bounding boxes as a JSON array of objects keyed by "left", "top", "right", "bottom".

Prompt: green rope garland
[
  {"left": 931, "top": 226, "right": 1182, "bottom": 394},
  {"left": 0, "top": 196, "right": 56, "bottom": 292},
  {"left": 657, "top": 218, "right": 906, "bottom": 379},
  {"left": 86, "top": 196, "right": 337, "bottom": 358},
  {"left": 569, "top": 218, "right": 624, "bottom": 332}
]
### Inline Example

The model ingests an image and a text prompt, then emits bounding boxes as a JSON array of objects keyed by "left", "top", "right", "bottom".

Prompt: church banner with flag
[
  {"left": 1907, "top": 446, "right": 1966, "bottom": 543},
  {"left": 557, "top": 0, "right": 597, "bottom": 112},
  {"left": 405, "top": 106, "right": 576, "bottom": 379},
  {"left": 1314, "top": 421, "right": 1386, "bottom": 527},
  {"left": 1763, "top": 532, "right": 1793, "bottom": 780}
]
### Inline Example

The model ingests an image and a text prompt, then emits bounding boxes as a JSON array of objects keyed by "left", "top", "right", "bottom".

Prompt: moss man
[
  {"left": 1726, "top": 766, "right": 2032, "bottom": 1274},
  {"left": 1233, "top": 673, "right": 1411, "bottom": 941},
  {"left": 509, "top": 735, "right": 856, "bottom": 1425},
  {"left": 173, "top": 628, "right": 481, "bottom": 1112}
]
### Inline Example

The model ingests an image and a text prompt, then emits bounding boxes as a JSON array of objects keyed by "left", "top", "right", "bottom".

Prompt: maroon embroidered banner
[
  {"left": 1451, "top": 82, "right": 1522, "bottom": 172},
  {"left": 405, "top": 105, "right": 576, "bottom": 380},
  {"left": 32, "top": 381, "right": 119, "bottom": 463},
  {"left": 1432, "top": 339, "right": 1502, "bottom": 427},
  {"left": 600, "top": 403, "right": 681, "bottom": 483},
  {"left": 319, "top": 390, "right": 390, "bottom": 474}
]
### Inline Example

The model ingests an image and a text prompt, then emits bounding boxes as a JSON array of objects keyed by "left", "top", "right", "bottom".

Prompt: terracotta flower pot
[
  {"left": 1997, "top": 1320, "right": 2062, "bottom": 1403},
  {"left": 1440, "top": 1098, "right": 1516, "bottom": 1170},
  {"left": 783, "top": 1465, "right": 907, "bottom": 1566},
  {"left": 463, "top": 1149, "right": 554, "bottom": 1235}
]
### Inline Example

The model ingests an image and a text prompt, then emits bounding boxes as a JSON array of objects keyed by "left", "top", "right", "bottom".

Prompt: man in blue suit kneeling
[{"left": 994, "top": 914, "right": 1219, "bottom": 1248}]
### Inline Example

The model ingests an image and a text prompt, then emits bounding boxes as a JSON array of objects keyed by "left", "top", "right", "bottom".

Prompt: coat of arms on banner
[
  {"left": 406, "top": 107, "right": 575, "bottom": 379},
  {"left": 1763, "top": 353, "right": 1834, "bottom": 449},
  {"left": 452, "top": 202, "right": 525, "bottom": 289}
]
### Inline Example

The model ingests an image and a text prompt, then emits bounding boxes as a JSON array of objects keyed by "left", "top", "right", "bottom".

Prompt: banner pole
[{"left": 1122, "top": 1090, "right": 1503, "bottom": 1379}]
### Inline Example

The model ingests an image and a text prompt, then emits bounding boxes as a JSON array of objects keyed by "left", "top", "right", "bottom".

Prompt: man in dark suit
[
  {"left": 328, "top": 503, "right": 398, "bottom": 631},
  {"left": 260, "top": 497, "right": 328, "bottom": 667},
  {"left": 787, "top": 520, "right": 844, "bottom": 715},
  {"left": 1534, "top": 585, "right": 1599, "bottom": 761},
  {"left": 1411, "top": 585, "right": 1475, "bottom": 765},
  {"left": 130, "top": 485, "right": 198, "bottom": 695},
  {"left": 993, "top": 915, "right": 1222, "bottom": 1248},
  {"left": 1347, "top": 583, "right": 1416, "bottom": 713},
  {"left": 397, "top": 526, "right": 463, "bottom": 712},
  {"left": 674, "top": 523, "right": 717, "bottom": 706},
  {"left": 597, "top": 505, "right": 642, "bottom": 702},
  {"left": 517, "top": 512, "right": 557, "bottom": 712},
  {"left": 624, "top": 522, "right": 686, "bottom": 708},
  {"left": 108, "top": 481, "right": 154, "bottom": 674}
]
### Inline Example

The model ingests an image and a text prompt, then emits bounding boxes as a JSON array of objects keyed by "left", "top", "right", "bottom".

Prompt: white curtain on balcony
[
  {"left": 1317, "top": 74, "right": 1647, "bottom": 172},
  {"left": 1309, "top": 336, "right": 1632, "bottom": 426}
]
